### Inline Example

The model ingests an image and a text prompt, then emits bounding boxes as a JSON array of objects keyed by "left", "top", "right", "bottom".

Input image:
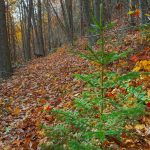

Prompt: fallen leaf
[
  {"left": 135, "top": 124, "right": 145, "bottom": 130},
  {"left": 13, "top": 107, "right": 20, "bottom": 116},
  {"left": 147, "top": 90, "right": 150, "bottom": 98},
  {"left": 131, "top": 55, "right": 138, "bottom": 62}
]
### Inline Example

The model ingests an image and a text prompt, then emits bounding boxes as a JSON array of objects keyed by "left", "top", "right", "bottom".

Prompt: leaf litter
[{"left": 0, "top": 31, "right": 150, "bottom": 149}]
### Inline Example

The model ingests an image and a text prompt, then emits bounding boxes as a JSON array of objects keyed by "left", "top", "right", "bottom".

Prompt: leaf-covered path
[
  {"left": 0, "top": 39, "right": 150, "bottom": 149},
  {"left": 0, "top": 48, "right": 92, "bottom": 149}
]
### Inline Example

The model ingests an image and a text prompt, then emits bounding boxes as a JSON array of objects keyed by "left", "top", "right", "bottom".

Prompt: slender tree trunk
[
  {"left": 21, "top": 1, "right": 28, "bottom": 58},
  {"left": 139, "top": 0, "right": 149, "bottom": 24},
  {"left": 104, "top": 0, "right": 112, "bottom": 23},
  {"left": 25, "top": 0, "right": 33, "bottom": 61},
  {"left": 31, "top": 25, "right": 36, "bottom": 55},
  {"left": 83, "top": 0, "right": 91, "bottom": 29},
  {"left": 0, "top": 0, "right": 12, "bottom": 78},
  {"left": 49, "top": 0, "right": 68, "bottom": 40},
  {"left": 10, "top": 15, "right": 17, "bottom": 62},
  {"left": 83, "top": 0, "right": 95, "bottom": 45},
  {"left": 59, "top": 0, "right": 71, "bottom": 43},
  {"left": 93, "top": 0, "right": 100, "bottom": 22},
  {"left": 65, "top": 0, "right": 74, "bottom": 44},
  {"left": 37, "top": 0, "right": 45, "bottom": 56},
  {"left": 44, "top": 0, "right": 52, "bottom": 52},
  {"left": 31, "top": 8, "right": 41, "bottom": 56},
  {"left": 128, "top": 0, "right": 138, "bottom": 26},
  {"left": 47, "top": 5, "right": 52, "bottom": 51},
  {"left": 6, "top": 0, "right": 11, "bottom": 54},
  {"left": 80, "top": 0, "right": 84, "bottom": 36}
]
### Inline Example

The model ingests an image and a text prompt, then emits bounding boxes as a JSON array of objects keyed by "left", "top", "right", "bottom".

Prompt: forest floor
[{"left": 0, "top": 30, "right": 150, "bottom": 149}]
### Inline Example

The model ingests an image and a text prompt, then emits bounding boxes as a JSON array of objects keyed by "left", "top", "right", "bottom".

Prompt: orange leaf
[
  {"left": 13, "top": 140, "right": 21, "bottom": 146},
  {"left": 13, "top": 107, "right": 20, "bottom": 116},
  {"left": 105, "top": 92, "right": 116, "bottom": 99},
  {"left": 44, "top": 105, "right": 52, "bottom": 111},
  {"left": 133, "top": 9, "right": 141, "bottom": 17},
  {"left": 131, "top": 55, "right": 138, "bottom": 62},
  {"left": 40, "top": 99, "right": 47, "bottom": 104}
]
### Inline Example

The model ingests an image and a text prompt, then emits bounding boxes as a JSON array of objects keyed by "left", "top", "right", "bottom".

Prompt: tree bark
[
  {"left": 0, "top": 0, "right": 12, "bottom": 78},
  {"left": 24, "top": 0, "right": 33, "bottom": 61},
  {"left": 128, "top": 0, "right": 138, "bottom": 26},
  {"left": 139, "top": 0, "right": 149, "bottom": 24},
  {"left": 83, "top": 0, "right": 94, "bottom": 45},
  {"left": 59, "top": 0, "right": 73, "bottom": 44},
  {"left": 37, "top": 0, "right": 45, "bottom": 56},
  {"left": 93, "top": 0, "right": 100, "bottom": 22},
  {"left": 80, "top": 0, "right": 84, "bottom": 36},
  {"left": 65, "top": 0, "right": 74, "bottom": 44}
]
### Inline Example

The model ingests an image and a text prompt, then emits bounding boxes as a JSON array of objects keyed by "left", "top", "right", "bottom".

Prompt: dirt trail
[{"left": 0, "top": 48, "right": 91, "bottom": 149}]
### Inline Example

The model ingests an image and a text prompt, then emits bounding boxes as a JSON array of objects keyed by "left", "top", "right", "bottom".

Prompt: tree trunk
[
  {"left": 83, "top": 0, "right": 94, "bottom": 45},
  {"left": 37, "top": 0, "right": 45, "bottom": 56},
  {"left": 24, "top": 0, "right": 33, "bottom": 61},
  {"left": 44, "top": 0, "right": 52, "bottom": 51},
  {"left": 80, "top": 0, "right": 84, "bottom": 36},
  {"left": 93, "top": 0, "right": 100, "bottom": 22},
  {"left": 10, "top": 15, "right": 17, "bottom": 62},
  {"left": 139, "top": 0, "right": 149, "bottom": 24},
  {"left": 60, "top": 0, "right": 70, "bottom": 41},
  {"left": 104, "top": 0, "right": 112, "bottom": 23},
  {"left": 0, "top": 0, "right": 12, "bottom": 78},
  {"left": 128, "top": 0, "right": 138, "bottom": 26},
  {"left": 65, "top": 0, "right": 74, "bottom": 44},
  {"left": 83, "top": 0, "right": 91, "bottom": 28}
]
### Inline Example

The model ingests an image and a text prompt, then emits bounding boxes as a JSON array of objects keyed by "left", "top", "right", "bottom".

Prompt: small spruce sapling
[{"left": 41, "top": 3, "right": 149, "bottom": 150}]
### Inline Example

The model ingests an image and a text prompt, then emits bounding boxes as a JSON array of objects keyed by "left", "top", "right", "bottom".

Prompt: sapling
[{"left": 41, "top": 3, "right": 149, "bottom": 150}]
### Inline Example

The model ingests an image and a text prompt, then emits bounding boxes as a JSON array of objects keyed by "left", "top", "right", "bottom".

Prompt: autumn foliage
[{"left": 0, "top": 1, "right": 150, "bottom": 149}]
